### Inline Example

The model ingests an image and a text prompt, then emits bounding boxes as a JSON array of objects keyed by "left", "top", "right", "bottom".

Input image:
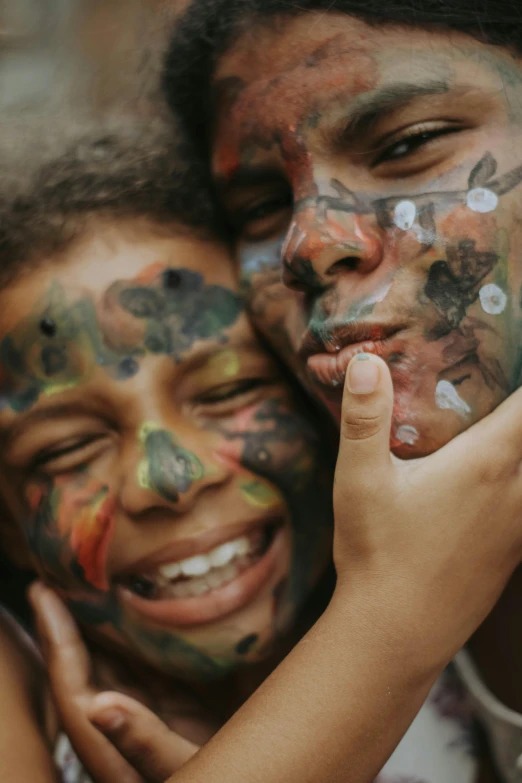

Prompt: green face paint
[
  {"left": 1, "top": 237, "right": 334, "bottom": 683},
  {"left": 138, "top": 423, "right": 205, "bottom": 502},
  {"left": 240, "top": 480, "right": 281, "bottom": 509},
  {"left": 0, "top": 265, "right": 243, "bottom": 412}
]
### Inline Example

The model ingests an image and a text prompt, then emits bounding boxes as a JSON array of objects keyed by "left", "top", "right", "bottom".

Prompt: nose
[
  {"left": 281, "top": 204, "right": 384, "bottom": 292},
  {"left": 120, "top": 424, "right": 230, "bottom": 518}
]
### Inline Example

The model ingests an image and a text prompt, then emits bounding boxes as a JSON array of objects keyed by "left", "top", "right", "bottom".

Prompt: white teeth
[
  {"left": 235, "top": 536, "right": 250, "bottom": 557},
  {"left": 180, "top": 555, "right": 210, "bottom": 577},
  {"left": 148, "top": 533, "right": 260, "bottom": 590},
  {"left": 221, "top": 563, "right": 239, "bottom": 583},
  {"left": 208, "top": 541, "right": 239, "bottom": 568},
  {"left": 158, "top": 562, "right": 182, "bottom": 580},
  {"left": 190, "top": 578, "right": 210, "bottom": 596},
  {"left": 205, "top": 571, "right": 224, "bottom": 589},
  {"left": 171, "top": 581, "right": 191, "bottom": 598}
]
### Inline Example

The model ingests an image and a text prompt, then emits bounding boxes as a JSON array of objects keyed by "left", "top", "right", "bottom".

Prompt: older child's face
[
  {"left": 212, "top": 15, "right": 522, "bottom": 455},
  {"left": 0, "top": 221, "right": 332, "bottom": 680}
]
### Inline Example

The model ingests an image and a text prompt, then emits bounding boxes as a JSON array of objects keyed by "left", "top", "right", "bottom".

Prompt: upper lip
[
  {"left": 115, "top": 512, "right": 285, "bottom": 578},
  {"left": 298, "top": 321, "right": 406, "bottom": 362}
]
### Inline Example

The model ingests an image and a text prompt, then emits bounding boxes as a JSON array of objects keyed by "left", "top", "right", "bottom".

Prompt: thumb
[{"left": 335, "top": 353, "right": 394, "bottom": 495}]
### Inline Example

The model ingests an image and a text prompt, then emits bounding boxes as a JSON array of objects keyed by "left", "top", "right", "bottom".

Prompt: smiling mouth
[
  {"left": 302, "top": 323, "right": 405, "bottom": 388},
  {"left": 116, "top": 517, "right": 285, "bottom": 627}
]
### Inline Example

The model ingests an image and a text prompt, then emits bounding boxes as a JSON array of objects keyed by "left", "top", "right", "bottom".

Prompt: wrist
[{"left": 328, "top": 571, "right": 454, "bottom": 682}]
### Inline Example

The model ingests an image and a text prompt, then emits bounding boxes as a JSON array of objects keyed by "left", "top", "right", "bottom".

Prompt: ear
[{"left": 0, "top": 492, "right": 33, "bottom": 571}]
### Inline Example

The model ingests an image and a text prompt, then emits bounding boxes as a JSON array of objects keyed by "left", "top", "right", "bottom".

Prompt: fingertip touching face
[
  {"left": 211, "top": 13, "right": 522, "bottom": 456},
  {"left": 0, "top": 219, "right": 333, "bottom": 680}
]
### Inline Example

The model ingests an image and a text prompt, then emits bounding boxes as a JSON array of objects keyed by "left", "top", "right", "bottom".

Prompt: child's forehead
[
  {"left": 0, "top": 220, "right": 252, "bottom": 423},
  {"left": 0, "top": 220, "right": 237, "bottom": 331}
]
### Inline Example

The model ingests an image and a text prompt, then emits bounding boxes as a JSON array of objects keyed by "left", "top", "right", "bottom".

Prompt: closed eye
[
  {"left": 31, "top": 434, "right": 111, "bottom": 472},
  {"left": 195, "top": 378, "right": 275, "bottom": 406}
]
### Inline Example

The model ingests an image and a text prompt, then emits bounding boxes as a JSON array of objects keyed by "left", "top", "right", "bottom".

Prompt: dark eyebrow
[
  {"left": 331, "top": 80, "right": 451, "bottom": 148},
  {"left": 215, "top": 80, "right": 453, "bottom": 189}
]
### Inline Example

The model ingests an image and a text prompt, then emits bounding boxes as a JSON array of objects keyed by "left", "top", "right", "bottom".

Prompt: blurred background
[
  {"left": 0, "top": 0, "right": 186, "bottom": 115},
  {"left": 0, "top": 0, "right": 187, "bottom": 621}
]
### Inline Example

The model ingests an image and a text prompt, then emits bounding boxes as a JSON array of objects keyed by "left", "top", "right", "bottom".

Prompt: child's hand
[
  {"left": 29, "top": 583, "right": 198, "bottom": 783},
  {"left": 333, "top": 353, "right": 522, "bottom": 664}
]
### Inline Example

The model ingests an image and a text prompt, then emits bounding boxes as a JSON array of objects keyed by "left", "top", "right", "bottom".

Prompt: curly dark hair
[
  {"left": 163, "top": 0, "right": 522, "bottom": 156},
  {"left": 0, "top": 118, "right": 223, "bottom": 288}
]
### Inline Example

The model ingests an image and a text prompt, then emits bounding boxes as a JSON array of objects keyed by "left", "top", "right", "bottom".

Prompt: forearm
[{"left": 169, "top": 582, "right": 442, "bottom": 783}]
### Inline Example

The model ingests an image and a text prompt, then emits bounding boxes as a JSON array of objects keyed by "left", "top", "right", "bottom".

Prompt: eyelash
[
  {"left": 195, "top": 378, "right": 274, "bottom": 406},
  {"left": 32, "top": 434, "right": 104, "bottom": 470},
  {"left": 372, "top": 125, "right": 460, "bottom": 167}
]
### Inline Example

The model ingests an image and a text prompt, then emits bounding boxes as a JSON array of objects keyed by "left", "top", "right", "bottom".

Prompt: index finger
[{"left": 29, "top": 582, "right": 144, "bottom": 783}]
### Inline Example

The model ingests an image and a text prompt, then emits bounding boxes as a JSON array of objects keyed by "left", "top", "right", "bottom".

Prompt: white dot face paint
[
  {"left": 435, "top": 380, "right": 471, "bottom": 417},
  {"left": 396, "top": 424, "right": 419, "bottom": 446},
  {"left": 466, "top": 188, "right": 498, "bottom": 213},
  {"left": 393, "top": 200, "right": 416, "bottom": 230},
  {"left": 479, "top": 283, "right": 507, "bottom": 315}
]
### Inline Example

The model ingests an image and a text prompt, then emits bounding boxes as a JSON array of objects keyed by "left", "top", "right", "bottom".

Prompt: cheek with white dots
[
  {"left": 479, "top": 283, "right": 507, "bottom": 315},
  {"left": 435, "top": 380, "right": 471, "bottom": 418}
]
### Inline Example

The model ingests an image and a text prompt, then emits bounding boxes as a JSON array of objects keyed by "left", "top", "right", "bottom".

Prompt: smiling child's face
[
  {"left": 212, "top": 13, "right": 522, "bottom": 456},
  {"left": 0, "top": 218, "right": 333, "bottom": 680}
]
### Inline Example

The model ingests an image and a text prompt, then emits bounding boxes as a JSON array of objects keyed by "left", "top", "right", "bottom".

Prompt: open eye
[
  {"left": 372, "top": 124, "right": 462, "bottom": 168},
  {"left": 31, "top": 434, "right": 111, "bottom": 474}
]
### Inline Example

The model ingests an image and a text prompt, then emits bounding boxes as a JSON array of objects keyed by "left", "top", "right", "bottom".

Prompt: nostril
[
  {"left": 326, "top": 256, "right": 360, "bottom": 276},
  {"left": 282, "top": 256, "right": 324, "bottom": 293}
]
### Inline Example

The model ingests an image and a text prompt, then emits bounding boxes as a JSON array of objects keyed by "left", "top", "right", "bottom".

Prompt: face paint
[
  {"left": 396, "top": 424, "right": 420, "bottom": 446},
  {"left": 479, "top": 284, "right": 507, "bottom": 315},
  {"left": 0, "top": 228, "right": 334, "bottom": 682},
  {"left": 138, "top": 423, "right": 205, "bottom": 503},
  {"left": 240, "top": 480, "right": 281, "bottom": 509},
  {"left": 0, "top": 266, "right": 243, "bottom": 412},
  {"left": 435, "top": 380, "right": 471, "bottom": 417},
  {"left": 212, "top": 15, "right": 522, "bottom": 455},
  {"left": 23, "top": 473, "right": 116, "bottom": 592},
  {"left": 214, "top": 395, "right": 334, "bottom": 633},
  {"left": 208, "top": 349, "right": 241, "bottom": 379}
]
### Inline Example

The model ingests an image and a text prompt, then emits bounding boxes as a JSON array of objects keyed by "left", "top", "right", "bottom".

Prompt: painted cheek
[
  {"left": 25, "top": 477, "right": 117, "bottom": 592},
  {"left": 70, "top": 492, "right": 117, "bottom": 591},
  {"left": 212, "top": 402, "right": 273, "bottom": 468},
  {"left": 439, "top": 207, "right": 498, "bottom": 247},
  {"left": 214, "top": 437, "right": 243, "bottom": 468}
]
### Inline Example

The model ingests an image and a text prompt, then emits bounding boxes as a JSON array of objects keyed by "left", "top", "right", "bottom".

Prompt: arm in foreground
[{"left": 35, "top": 355, "right": 522, "bottom": 783}]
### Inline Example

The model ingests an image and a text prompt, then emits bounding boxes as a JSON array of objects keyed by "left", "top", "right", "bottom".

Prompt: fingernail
[
  {"left": 347, "top": 353, "right": 380, "bottom": 394},
  {"left": 91, "top": 708, "right": 126, "bottom": 732}
]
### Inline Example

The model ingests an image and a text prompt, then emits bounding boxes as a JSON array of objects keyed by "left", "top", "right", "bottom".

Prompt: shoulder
[{"left": 0, "top": 605, "right": 58, "bottom": 781}]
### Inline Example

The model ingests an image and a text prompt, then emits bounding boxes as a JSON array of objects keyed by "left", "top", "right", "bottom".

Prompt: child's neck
[
  {"left": 85, "top": 565, "right": 335, "bottom": 731},
  {"left": 197, "top": 565, "right": 336, "bottom": 719}
]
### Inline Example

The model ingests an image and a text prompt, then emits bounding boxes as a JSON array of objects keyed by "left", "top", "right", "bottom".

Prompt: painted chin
[
  {"left": 117, "top": 522, "right": 290, "bottom": 630},
  {"left": 305, "top": 341, "right": 490, "bottom": 455}
]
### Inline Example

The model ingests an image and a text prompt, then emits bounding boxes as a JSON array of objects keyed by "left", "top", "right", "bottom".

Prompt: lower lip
[
  {"left": 307, "top": 339, "right": 395, "bottom": 387},
  {"left": 118, "top": 526, "right": 286, "bottom": 629}
]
